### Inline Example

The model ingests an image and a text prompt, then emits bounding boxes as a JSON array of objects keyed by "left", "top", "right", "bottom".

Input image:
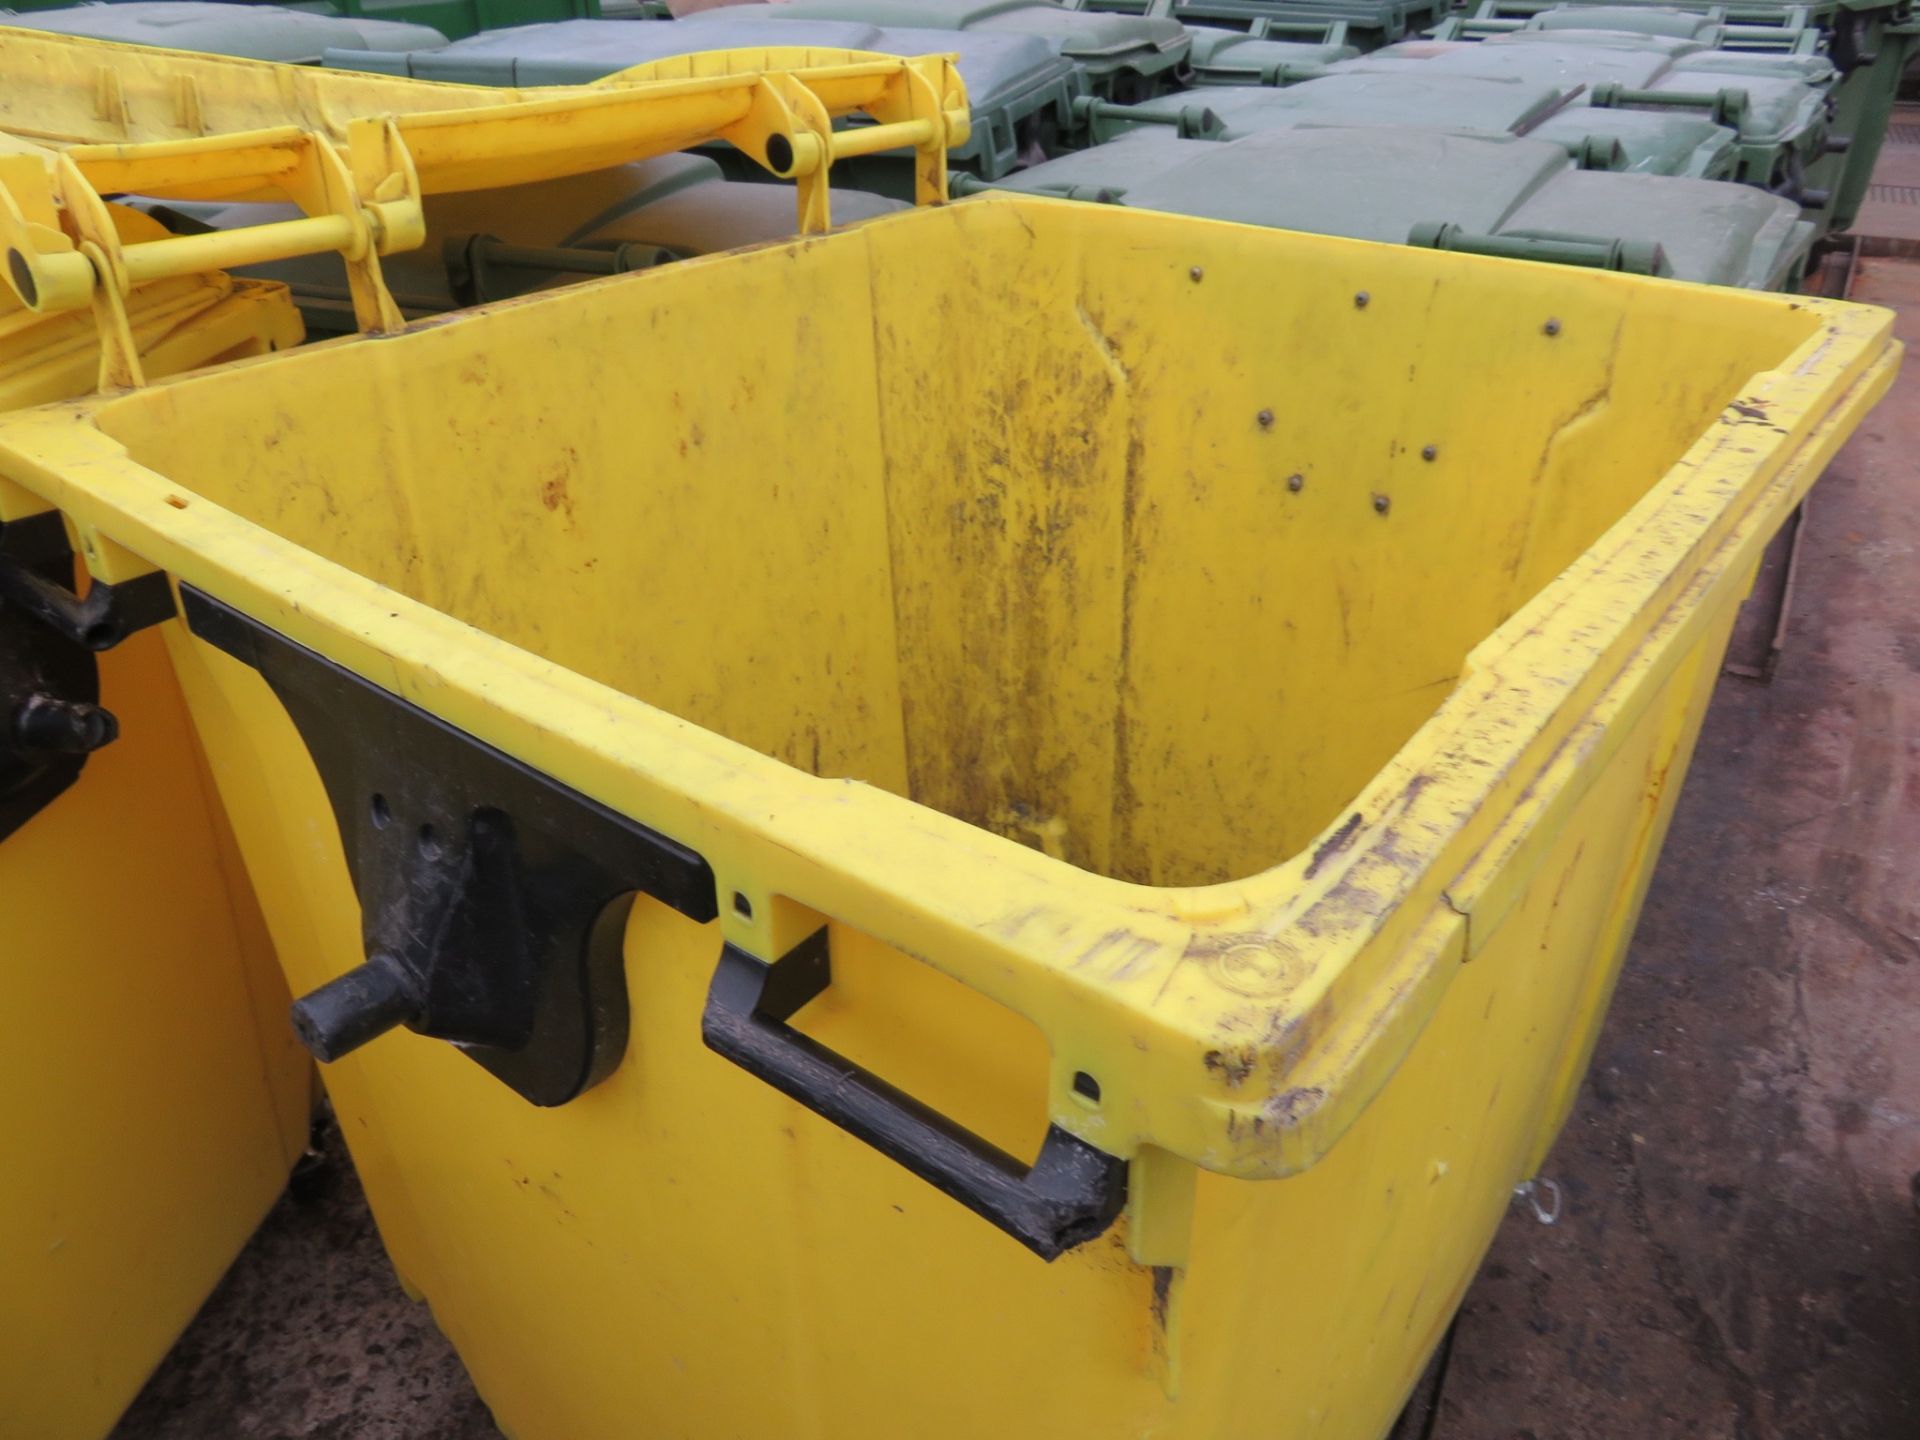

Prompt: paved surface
[
  {"left": 113, "top": 281, "right": 1920, "bottom": 1440},
  {"left": 108, "top": 1133, "right": 494, "bottom": 1440},
  {"left": 1430, "top": 254, "right": 1920, "bottom": 1440},
  {"left": 1851, "top": 105, "right": 1920, "bottom": 245}
]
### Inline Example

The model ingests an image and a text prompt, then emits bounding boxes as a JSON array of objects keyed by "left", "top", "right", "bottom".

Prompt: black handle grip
[
  {"left": 0, "top": 512, "right": 176, "bottom": 651},
  {"left": 702, "top": 930, "right": 1127, "bottom": 1260}
]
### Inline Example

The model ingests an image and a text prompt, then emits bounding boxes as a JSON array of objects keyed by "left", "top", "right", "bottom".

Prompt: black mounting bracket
[
  {"left": 0, "top": 511, "right": 175, "bottom": 843},
  {"left": 181, "top": 586, "right": 719, "bottom": 1106}
]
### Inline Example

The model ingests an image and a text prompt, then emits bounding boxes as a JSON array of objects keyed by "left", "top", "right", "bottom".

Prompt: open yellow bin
[{"left": 0, "top": 194, "right": 1894, "bottom": 1439}]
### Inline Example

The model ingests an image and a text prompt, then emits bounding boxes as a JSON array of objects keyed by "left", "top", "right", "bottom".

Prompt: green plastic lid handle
[
  {"left": 1572, "top": 135, "right": 1628, "bottom": 171},
  {"left": 1070, "top": 95, "right": 1224, "bottom": 142},
  {"left": 1721, "top": 21, "right": 1810, "bottom": 50},
  {"left": 452, "top": 237, "right": 680, "bottom": 301},
  {"left": 1175, "top": 105, "right": 1225, "bottom": 139},
  {"left": 1613, "top": 238, "right": 1672, "bottom": 277},
  {"left": 1269, "top": 61, "right": 1335, "bottom": 85},
  {"left": 1767, "top": 152, "right": 1835, "bottom": 211},
  {"left": 1828, "top": 10, "right": 1880, "bottom": 75},
  {"left": 1589, "top": 82, "right": 1751, "bottom": 130},
  {"left": 1407, "top": 222, "right": 1673, "bottom": 277}
]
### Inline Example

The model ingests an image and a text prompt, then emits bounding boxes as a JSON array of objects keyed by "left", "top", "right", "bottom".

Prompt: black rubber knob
[
  {"left": 290, "top": 953, "right": 421, "bottom": 1062},
  {"left": 11, "top": 694, "right": 119, "bottom": 755}
]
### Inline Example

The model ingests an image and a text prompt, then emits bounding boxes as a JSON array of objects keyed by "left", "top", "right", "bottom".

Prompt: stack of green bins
[
  {"left": 1073, "top": 26, "right": 1846, "bottom": 226},
  {"left": 1330, "top": 28, "right": 1847, "bottom": 224},
  {"left": 1437, "top": 0, "right": 1920, "bottom": 230}
]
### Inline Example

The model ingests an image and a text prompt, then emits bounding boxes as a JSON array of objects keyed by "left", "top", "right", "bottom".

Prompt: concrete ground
[
  {"left": 1852, "top": 105, "right": 1920, "bottom": 246},
  {"left": 1430, "top": 252, "right": 1920, "bottom": 1440},
  {"left": 114, "top": 247, "right": 1920, "bottom": 1440}
]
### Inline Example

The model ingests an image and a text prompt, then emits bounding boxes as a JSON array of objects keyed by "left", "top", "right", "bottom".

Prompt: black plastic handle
[
  {"left": 0, "top": 512, "right": 176, "bottom": 651},
  {"left": 702, "top": 930, "right": 1127, "bottom": 1260}
]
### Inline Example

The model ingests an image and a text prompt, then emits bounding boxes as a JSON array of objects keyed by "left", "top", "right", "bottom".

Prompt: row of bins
[
  {"left": 0, "top": 15, "right": 1903, "bottom": 1440},
  {"left": 2, "top": 0, "right": 1874, "bottom": 284},
  {"left": 324, "top": 2, "right": 1868, "bottom": 222}
]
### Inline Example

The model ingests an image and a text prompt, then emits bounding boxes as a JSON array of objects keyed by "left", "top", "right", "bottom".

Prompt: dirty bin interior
[{"left": 85, "top": 197, "right": 1841, "bottom": 888}]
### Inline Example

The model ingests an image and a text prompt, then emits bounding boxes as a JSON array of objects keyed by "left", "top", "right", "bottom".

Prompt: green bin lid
[
  {"left": 1527, "top": 103, "right": 1737, "bottom": 174},
  {"left": 1463, "top": 29, "right": 1836, "bottom": 81},
  {"left": 1529, "top": 4, "right": 1723, "bottom": 35},
  {"left": 1391, "top": 28, "right": 1703, "bottom": 56},
  {"left": 1344, "top": 34, "right": 1677, "bottom": 83},
  {"left": 1669, "top": 47, "right": 1837, "bottom": 83},
  {"left": 0, "top": 0, "right": 446, "bottom": 60},
  {"left": 767, "top": 0, "right": 1188, "bottom": 89},
  {"left": 1098, "top": 71, "right": 1575, "bottom": 137},
  {"left": 982, "top": 124, "right": 1812, "bottom": 287},
  {"left": 1062, "top": 0, "right": 1445, "bottom": 45},
  {"left": 1184, "top": 22, "right": 1359, "bottom": 80},
  {"left": 1279, "top": 34, "right": 1834, "bottom": 197}
]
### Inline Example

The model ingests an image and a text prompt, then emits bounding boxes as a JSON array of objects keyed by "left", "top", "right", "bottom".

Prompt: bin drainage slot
[
  {"left": 180, "top": 586, "right": 719, "bottom": 1107},
  {"left": 0, "top": 511, "right": 174, "bottom": 843},
  {"left": 704, "top": 929, "right": 1128, "bottom": 1259}
]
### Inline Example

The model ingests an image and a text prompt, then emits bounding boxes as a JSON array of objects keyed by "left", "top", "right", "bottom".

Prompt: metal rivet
[
  {"left": 1372, "top": 493, "right": 1391, "bottom": 515},
  {"left": 1354, "top": 290, "right": 1370, "bottom": 308},
  {"left": 1421, "top": 444, "right": 1438, "bottom": 462},
  {"left": 1544, "top": 318, "right": 1562, "bottom": 337},
  {"left": 1287, "top": 473, "right": 1304, "bottom": 492},
  {"left": 1257, "top": 408, "right": 1274, "bottom": 428},
  {"left": 1189, "top": 266, "right": 1204, "bottom": 282}
]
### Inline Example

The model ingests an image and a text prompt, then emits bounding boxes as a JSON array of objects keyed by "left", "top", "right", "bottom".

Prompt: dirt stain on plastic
[{"left": 1305, "top": 812, "right": 1365, "bottom": 879}]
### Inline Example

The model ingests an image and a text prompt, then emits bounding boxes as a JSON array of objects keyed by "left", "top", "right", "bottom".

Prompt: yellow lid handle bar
[
  {"left": 608, "top": 48, "right": 970, "bottom": 209},
  {"left": 1, "top": 125, "right": 402, "bottom": 383},
  {"left": 0, "top": 48, "right": 968, "bottom": 382}
]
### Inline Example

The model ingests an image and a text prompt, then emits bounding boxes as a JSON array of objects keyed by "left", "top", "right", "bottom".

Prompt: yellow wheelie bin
[
  {"left": 0, "top": 202, "right": 312, "bottom": 1437},
  {"left": 0, "top": 187, "right": 1892, "bottom": 1436}
]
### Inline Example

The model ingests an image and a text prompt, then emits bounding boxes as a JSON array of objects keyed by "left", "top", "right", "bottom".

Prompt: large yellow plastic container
[
  {"left": 0, "top": 194, "right": 1893, "bottom": 1439},
  {"left": 0, "top": 210, "right": 309, "bottom": 1440}
]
